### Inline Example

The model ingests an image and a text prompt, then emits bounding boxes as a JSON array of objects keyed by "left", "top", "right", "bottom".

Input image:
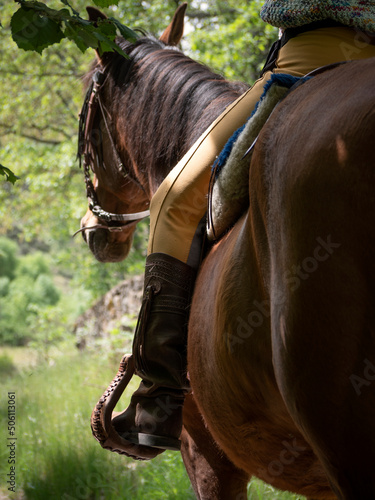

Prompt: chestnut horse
[{"left": 79, "top": 5, "right": 375, "bottom": 500}]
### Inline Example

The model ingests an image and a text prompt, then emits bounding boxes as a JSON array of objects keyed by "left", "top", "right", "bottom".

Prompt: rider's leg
[
  {"left": 113, "top": 27, "right": 375, "bottom": 457},
  {"left": 111, "top": 73, "right": 273, "bottom": 457},
  {"left": 147, "top": 71, "right": 273, "bottom": 263},
  {"left": 148, "top": 26, "right": 375, "bottom": 262}
]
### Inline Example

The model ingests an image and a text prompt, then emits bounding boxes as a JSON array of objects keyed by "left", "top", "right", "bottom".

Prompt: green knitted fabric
[{"left": 260, "top": 1, "right": 375, "bottom": 32}]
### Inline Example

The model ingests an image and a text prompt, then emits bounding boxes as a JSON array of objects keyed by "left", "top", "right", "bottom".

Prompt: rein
[{"left": 76, "top": 67, "right": 150, "bottom": 236}]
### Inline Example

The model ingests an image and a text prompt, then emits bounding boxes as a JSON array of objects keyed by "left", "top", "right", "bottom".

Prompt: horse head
[{"left": 77, "top": 4, "right": 187, "bottom": 262}]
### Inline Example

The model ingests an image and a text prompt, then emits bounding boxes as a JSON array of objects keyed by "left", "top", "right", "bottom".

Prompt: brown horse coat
[
  {"left": 81, "top": 7, "right": 375, "bottom": 499},
  {"left": 188, "top": 59, "right": 375, "bottom": 499}
]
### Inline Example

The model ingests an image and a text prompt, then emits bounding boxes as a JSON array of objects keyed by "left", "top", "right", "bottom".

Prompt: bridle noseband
[{"left": 75, "top": 66, "right": 150, "bottom": 236}]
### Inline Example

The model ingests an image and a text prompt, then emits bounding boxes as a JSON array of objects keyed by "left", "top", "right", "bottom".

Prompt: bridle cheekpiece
[{"left": 75, "top": 66, "right": 150, "bottom": 236}]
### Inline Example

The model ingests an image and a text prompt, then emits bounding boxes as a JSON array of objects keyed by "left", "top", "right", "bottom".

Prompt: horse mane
[{"left": 86, "top": 34, "right": 249, "bottom": 191}]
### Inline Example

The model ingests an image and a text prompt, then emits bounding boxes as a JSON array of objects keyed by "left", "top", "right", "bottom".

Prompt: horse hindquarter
[
  {"left": 263, "top": 60, "right": 375, "bottom": 499},
  {"left": 189, "top": 217, "right": 333, "bottom": 496}
]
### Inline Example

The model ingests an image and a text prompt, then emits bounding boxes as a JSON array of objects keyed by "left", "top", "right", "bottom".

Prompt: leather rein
[{"left": 74, "top": 67, "right": 150, "bottom": 237}]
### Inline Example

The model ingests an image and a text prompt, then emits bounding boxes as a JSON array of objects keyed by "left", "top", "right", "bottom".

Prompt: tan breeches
[{"left": 148, "top": 27, "right": 375, "bottom": 264}]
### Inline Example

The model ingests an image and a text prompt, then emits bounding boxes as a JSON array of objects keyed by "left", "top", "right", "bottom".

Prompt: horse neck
[{"left": 113, "top": 40, "right": 248, "bottom": 196}]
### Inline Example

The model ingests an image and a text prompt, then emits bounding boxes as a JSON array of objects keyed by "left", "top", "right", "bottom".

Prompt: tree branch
[
  {"left": 3, "top": 131, "right": 62, "bottom": 146},
  {"left": 187, "top": 8, "right": 238, "bottom": 20},
  {"left": 0, "top": 69, "right": 80, "bottom": 78},
  {"left": 28, "top": 123, "right": 74, "bottom": 141},
  {"left": 0, "top": 124, "right": 72, "bottom": 145}
]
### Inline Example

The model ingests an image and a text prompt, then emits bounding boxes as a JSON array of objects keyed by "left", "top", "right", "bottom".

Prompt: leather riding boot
[{"left": 111, "top": 253, "right": 195, "bottom": 452}]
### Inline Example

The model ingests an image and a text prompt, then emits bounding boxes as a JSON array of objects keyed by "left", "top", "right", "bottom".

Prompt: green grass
[
  {"left": 0, "top": 347, "right": 194, "bottom": 500},
  {"left": 0, "top": 346, "right": 305, "bottom": 500}
]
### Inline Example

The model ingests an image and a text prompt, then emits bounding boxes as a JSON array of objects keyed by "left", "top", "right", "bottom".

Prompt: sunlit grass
[
  {"left": 0, "top": 346, "right": 194, "bottom": 500},
  {"left": 247, "top": 479, "right": 304, "bottom": 500},
  {"left": 0, "top": 346, "right": 39, "bottom": 372},
  {"left": 1, "top": 346, "right": 305, "bottom": 499}
]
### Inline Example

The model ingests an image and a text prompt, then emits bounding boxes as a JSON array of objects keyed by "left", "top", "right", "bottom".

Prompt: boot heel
[{"left": 136, "top": 432, "right": 181, "bottom": 450}]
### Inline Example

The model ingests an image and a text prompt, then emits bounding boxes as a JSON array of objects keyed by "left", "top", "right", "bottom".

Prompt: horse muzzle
[{"left": 77, "top": 210, "right": 136, "bottom": 263}]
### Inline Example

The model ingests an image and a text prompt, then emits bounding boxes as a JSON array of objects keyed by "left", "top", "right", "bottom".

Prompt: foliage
[
  {"left": 11, "top": 0, "right": 138, "bottom": 55},
  {"left": 0, "top": 163, "right": 19, "bottom": 184},
  {"left": 0, "top": 236, "right": 18, "bottom": 280},
  {"left": 28, "top": 304, "right": 72, "bottom": 362},
  {"left": 0, "top": 1, "right": 279, "bottom": 346},
  {"left": 0, "top": 237, "right": 62, "bottom": 345},
  {"left": 187, "top": 0, "right": 277, "bottom": 83},
  {"left": 0, "top": 347, "right": 196, "bottom": 500},
  {"left": 2, "top": 0, "right": 137, "bottom": 182},
  {"left": 16, "top": 251, "right": 51, "bottom": 279},
  {"left": 0, "top": 346, "right": 305, "bottom": 499},
  {"left": 0, "top": 352, "right": 17, "bottom": 378}
]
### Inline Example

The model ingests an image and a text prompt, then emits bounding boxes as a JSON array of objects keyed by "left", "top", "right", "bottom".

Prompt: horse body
[
  {"left": 267, "top": 61, "right": 375, "bottom": 499},
  {"left": 189, "top": 59, "right": 375, "bottom": 499},
  {"left": 189, "top": 218, "right": 334, "bottom": 499},
  {"left": 80, "top": 6, "right": 375, "bottom": 499}
]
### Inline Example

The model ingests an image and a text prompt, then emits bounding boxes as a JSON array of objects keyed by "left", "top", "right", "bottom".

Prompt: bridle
[{"left": 75, "top": 65, "right": 150, "bottom": 236}]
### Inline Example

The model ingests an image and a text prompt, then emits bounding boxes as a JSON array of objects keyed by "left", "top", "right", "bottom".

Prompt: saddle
[
  {"left": 207, "top": 73, "right": 308, "bottom": 241},
  {"left": 207, "top": 60, "right": 347, "bottom": 241}
]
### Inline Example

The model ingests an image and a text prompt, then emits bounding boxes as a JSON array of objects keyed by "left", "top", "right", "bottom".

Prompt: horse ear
[
  {"left": 86, "top": 7, "right": 108, "bottom": 24},
  {"left": 160, "top": 3, "right": 187, "bottom": 46}
]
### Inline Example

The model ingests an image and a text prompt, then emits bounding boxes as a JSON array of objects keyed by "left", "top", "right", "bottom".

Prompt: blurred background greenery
[
  {"left": 0, "top": 2, "right": 307, "bottom": 499},
  {"left": 0, "top": 0, "right": 276, "bottom": 348}
]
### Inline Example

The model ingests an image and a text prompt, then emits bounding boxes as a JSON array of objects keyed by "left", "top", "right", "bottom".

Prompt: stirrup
[{"left": 90, "top": 354, "right": 165, "bottom": 461}]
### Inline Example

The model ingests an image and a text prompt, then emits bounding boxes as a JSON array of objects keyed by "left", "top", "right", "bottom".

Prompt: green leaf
[
  {"left": 10, "top": 2, "right": 137, "bottom": 57},
  {"left": 57, "top": 8, "right": 72, "bottom": 21},
  {"left": 64, "top": 21, "right": 98, "bottom": 53},
  {"left": 108, "top": 17, "right": 138, "bottom": 43},
  {"left": 92, "top": 0, "right": 119, "bottom": 7},
  {"left": 96, "top": 19, "right": 117, "bottom": 38},
  {"left": 0, "top": 165, "right": 20, "bottom": 185},
  {"left": 60, "top": 0, "right": 80, "bottom": 18},
  {"left": 93, "top": 29, "right": 125, "bottom": 57},
  {"left": 11, "top": 5, "right": 64, "bottom": 53}
]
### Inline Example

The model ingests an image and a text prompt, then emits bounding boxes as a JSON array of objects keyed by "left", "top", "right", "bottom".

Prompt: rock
[{"left": 73, "top": 275, "right": 143, "bottom": 350}]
